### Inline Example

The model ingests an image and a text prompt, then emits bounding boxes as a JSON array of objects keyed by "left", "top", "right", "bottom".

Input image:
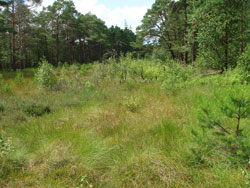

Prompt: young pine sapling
[{"left": 221, "top": 88, "right": 250, "bottom": 136}]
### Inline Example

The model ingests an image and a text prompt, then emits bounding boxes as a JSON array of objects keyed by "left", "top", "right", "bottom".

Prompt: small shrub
[
  {"left": 124, "top": 80, "right": 137, "bottom": 90},
  {"left": 123, "top": 96, "right": 140, "bottom": 112},
  {"left": 80, "top": 64, "right": 92, "bottom": 76},
  {"left": 220, "top": 86, "right": 250, "bottom": 136},
  {"left": 0, "top": 75, "right": 12, "bottom": 95},
  {"left": 0, "top": 133, "right": 13, "bottom": 174},
  {"left": 237, "top": 44, "right": 250, "bottom": 83},
  {"left": 57, "top": 65, "right": 86, "bottom": 91},
  {"left": 35, "top": 58, "right": 57, "bottom": 89},
  {"left": 0, "top": 134, "right": 13, "bottom": 159},
  {"left": 85, "top": 81, "right": 95, "bottom": 91},
  {"left": 0, "top": 74, "right": 3, "bottom": 86},
  {"left": 0, "top": 103, "right": 4, "bottom": 112},
  {"left": 15, "top": 70, "right": 25, "bottom": 85},
  {"left": 23, "top": 103, "right": 51, "bottom": 117},
  {"left": 62, "top": 62, "right": 70, "bottom": 68},
  {"left": 242, "top": 161, "right": 250, "bottom": 188},
  {"left": 191, "top": 86, "right": 250, "bottom": 164},
  {"left": 189, "top": 129, "right": 220, "bottom": 166},
  {"left": 152, "top": 47, "right": 169, "bottom": 61},
  {"left": 76, "top": 175, "right": 93, "bottom": 188},
  {"left": 0, "top": 84, "right": 13, "bottom": 95},
  {"left": 161, "top": 63, "right": 193, "bottom": 91}
]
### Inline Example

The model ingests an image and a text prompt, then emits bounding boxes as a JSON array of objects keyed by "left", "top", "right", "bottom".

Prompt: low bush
[
  {"left": 0, "top": 84, "right": 13, "bottom": 95},
  {"left": 23, "top": 103, "right": 51, "bottom": 117},
  {"left": 85, "top": 81, "right": 95, "bottom": 91},
  {"left": 35, "top": 58, "right": 58, "bottom": 90},
  {"left": 242, "top": 162, "right": 250, "bottom": 188},
  {"left": 236, "top": 44, "right": 250, "bottom": 84},
  {"left": 161, "top": 63, "right": 194, "bottom": 90},
  {"left": 0, "top": 74, "right": 12, "bottom": 95},
  {"left": 0, "top": 103, "right": 4, "bottom": 112},
  {"left": 14, "top": 70, "right": 25, "bottom": 85},
  {"left": 123, "top": 96, "right": 140, "bottom": 112},
  {"left": 80, "top": 64, "right": 93, "bottom": 76},
  {"left": 0, "top": 133, "right": 13, "bottom": 174},
  {"left": 57, "top": 65, "right": 85, "bottom": 91},
  {"left": 0, "top": 74, "right": 3, "bottom": 86}
]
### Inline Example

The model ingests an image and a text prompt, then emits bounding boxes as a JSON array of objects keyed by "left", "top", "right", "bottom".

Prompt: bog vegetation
[{"left": 0, "top": 0, "right": 250, "bottom": 187}]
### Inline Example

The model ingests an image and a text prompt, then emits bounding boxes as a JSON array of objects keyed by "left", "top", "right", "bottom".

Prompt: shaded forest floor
[{"left": 0, "top": 66, "right": 248, "bottom": 188}]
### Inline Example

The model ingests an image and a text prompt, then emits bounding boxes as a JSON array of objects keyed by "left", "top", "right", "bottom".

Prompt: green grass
[{"left": 0, "top": 67, "right": 248, "bottom": 187}]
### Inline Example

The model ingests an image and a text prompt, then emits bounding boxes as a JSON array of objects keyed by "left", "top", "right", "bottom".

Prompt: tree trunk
[
  {"left": 240, "top": 0, "right": 244, "bottom": 55},
  {"left": 56, "top": 18, "right": 59, "bottom": 66},
  {"left": 79, "top": 37, "right": 83, "bottom": 63},
  {"left": 166, "top": 31, "right": 176, "bottom": 60},
  {"left": 66, "top": 28, "right": 69, "bottom": 63},
  {"left": 82, "top": 40, "right": 86, "bottom": 62},
  {"left": 236, "top": 106, "right": 241, "bottom": 137},
  {"left": 192, "top": 24, "right": 197, "bottom": 63},
  {"left": 17, "top": 8, "right": 24, "bottom": 69},
  {"left": 7, "top": 6, "right": 12, "bottom": 69},
  {"left": 224, "top": 23, "right": 228, "bottom": 70},
  {"left": 11, "top": 0, "right": 16, "bottom": 71},
  {"left": 184, "top": 0, "right": 188, "bottom": 65},
  {"left": 236, "top": 116, "right": 240, "bottom": 137}
]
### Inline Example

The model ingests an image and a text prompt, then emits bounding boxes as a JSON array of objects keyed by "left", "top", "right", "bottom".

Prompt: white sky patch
[{"left": 39, "top": 0, "right": 150, "bottom": 31}]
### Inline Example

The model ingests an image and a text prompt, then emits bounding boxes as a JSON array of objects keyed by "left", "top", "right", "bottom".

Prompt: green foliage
[
  {"left": 152, "top": 47, "right": 169, "bottom": 62},
  {"left": 242, "top": 162, "right": 250, "bottom": 188},
  {"left": 57, "top": 64, "right": 85, "bottom": 91},
  {"left": 35, "top": 58, "right": 57, "bottom": 89},
  {"left": 161, "top": 62, "right": 193, "bottom": 90},
  {"left": 237, "top": 44, "right": 250, "bottom": 83},
  {"left": 123, "top": 96, "right": 140, "bottom": 113},
  {"left": 85, "top": 81, "right": 95, "bottom": 91},
  {"left": 0, "top": 0, "right": 12, "bottom": 6},
  {"left": 189, "top": 129, "right": 220, "bottom": 166},
  {"left": 76, "top": 175, "right": 93, "bottom": 188},
  {"left": 14, "top": 70, "right": 24, "bottom": 85},
  {"left": 192, "top": 86, "right": 250, "bottom": 164},
  {"left": 0, "top": 74, "right": 3, "bottom": 85},
  {"left": 0, "top": 103, "right": 4, "bottom": 112},
  {"left": 0, "top": 132, "right": 13, "bottom": 175},
  {"left": 108, "top": 26, "right": 136, "bottom": 57},
  {"left": 0, "top": 75, "right": 13, "bottom": 95},
  {"left": 93, "top": 55, "right": 165, "bottom": 83},
  {"left": 0, "top": 134, "right": 13, "bottom": 159},
  {"left": 23, "top": 103, "right": 51, "bottom": 117},
  {"left": 80, "top": 64, "right": 92, "bottom": 76},
  {"left": 137, "top": 0, "right": 186, "bottom": 62},
  {"left": 220, "top": 86, "right": 250, "bottom": 129}
]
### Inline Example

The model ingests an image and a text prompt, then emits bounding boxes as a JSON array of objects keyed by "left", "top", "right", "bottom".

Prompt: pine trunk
[
  {"left": 11, "top": 0, "right": 16, "bottom": 71},
  {"left": 224, "top": 23, "right": 228, "bottom": 70},
  {"left": 240, "top": 0, "right": 244, "bottom": 55},
  {"left": 184, "top": 0, "right": 188, "bottom": 65}
]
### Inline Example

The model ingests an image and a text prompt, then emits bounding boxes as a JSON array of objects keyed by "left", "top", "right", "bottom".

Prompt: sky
[{"left": 40, "top": 0, "right": 155, "bottom": 31}]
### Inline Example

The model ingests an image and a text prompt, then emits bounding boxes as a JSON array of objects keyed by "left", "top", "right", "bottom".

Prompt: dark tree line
[{"left": 0, "top": 0, "right": 136, "bottom": 70}]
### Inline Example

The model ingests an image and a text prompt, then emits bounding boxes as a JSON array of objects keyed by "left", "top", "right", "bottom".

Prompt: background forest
[{"left": 0, "top": 0, "right": 249, "bottom": 70}]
